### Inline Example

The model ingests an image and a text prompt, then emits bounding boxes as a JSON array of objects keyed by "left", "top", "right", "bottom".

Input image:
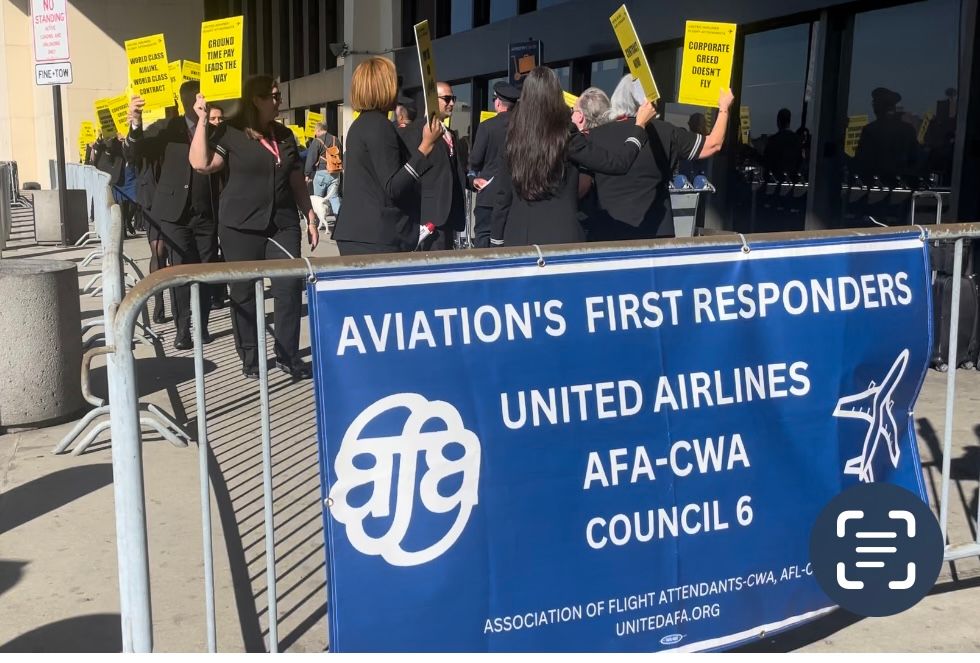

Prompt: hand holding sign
[
  {"left": 128, "top": 95, "right": 145, "bottom": 125},
  {"left": 635, "top": 100, "right": 656, "bottom": 127},
  {"left": 419, "top": 115, "right": 445, "bottom": 155},
  {"left": 193, "top": 93, "right": 208, "bottom": 120}
]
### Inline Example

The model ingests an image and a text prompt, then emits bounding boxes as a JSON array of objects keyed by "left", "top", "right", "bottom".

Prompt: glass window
[
  {"left": 537, "top": 0, "right": 569, "bottom": 7},
  {"left": 490, "top": 0, "right": 518, "bottom": 22},
  {"left": 590, "top": 58, "right": 625, "bottom": 96},
  {"left": 451, "top": 0, "right": 473, "bottom": 34},
  {"left": 551, "top": 65, "right": 570, "bottom": 92},
  {"left": 844, "top": 0, "right": 959, "bottom": 196},
  {"left": 449, "top": 82, "right": 474, "bottom": 141}
]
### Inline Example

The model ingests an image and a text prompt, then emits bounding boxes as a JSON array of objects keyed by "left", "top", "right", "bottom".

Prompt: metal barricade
[
  {"left": 0, "top": 163, "right": 11, "bottom": 254},
  {"left": 100, "top": 223, "right": 980, "bottom": 651}
]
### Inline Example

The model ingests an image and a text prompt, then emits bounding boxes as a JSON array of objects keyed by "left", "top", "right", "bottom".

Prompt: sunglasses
[{"left": 438, "top": 95, "right": 457, "bottom": 103}]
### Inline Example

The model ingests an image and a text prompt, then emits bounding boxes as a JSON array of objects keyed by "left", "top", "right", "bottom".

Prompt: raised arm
[
  {"left": 698, "top": 88, "right": 736, "bottom": 160},
  {"left": 188, "top": 94, "right": 225, "bottom": 174},
  {"left": 367, "top": 117, "right": 441, "bottom": 205},
  {"left": 567, "top": 100, "right": 656, "bottom": 175}
]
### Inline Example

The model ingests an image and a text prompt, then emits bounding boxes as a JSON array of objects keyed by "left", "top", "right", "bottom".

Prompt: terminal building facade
[{"left": 2, "top": 0, "right": 975, "bottom": 232}]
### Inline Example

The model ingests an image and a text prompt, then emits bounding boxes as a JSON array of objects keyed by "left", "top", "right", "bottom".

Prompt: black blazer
[
  {"left": 402, "top": 119, "right": 468, "bottom": 231},
  {"left": 587, "top": 119, "right": 705, "bottom": 240},
  {"left": 491, "top": 124, "right": 647, "bottom": 247},
  {"left": 125, "top": 117, "right": 217, "bottom": 223},
  {"left": 210, "top": 122, "right": 305, "bottom": 231},
  {"left": 92, "top": 138, "right": 125, "bottom": 186},
  {"left": 332, "top": 110, "right": 433, "bottom": 251},
  {"left": 467, "top": 112, "right": 510, "bottom": 207}
]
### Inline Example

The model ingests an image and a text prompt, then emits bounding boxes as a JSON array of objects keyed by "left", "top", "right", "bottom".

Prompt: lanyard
[{"left": 259, "top": 135, "right": 281, "bottom": 167}]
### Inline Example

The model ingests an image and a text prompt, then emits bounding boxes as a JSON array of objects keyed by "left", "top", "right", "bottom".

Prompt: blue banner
[{"left": 308, "top": 233, "right": 932, "bottom": 652}]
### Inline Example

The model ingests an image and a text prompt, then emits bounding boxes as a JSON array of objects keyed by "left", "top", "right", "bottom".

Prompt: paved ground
[{"left": 0, "top": 205, "right": 978, "bottom": 652}]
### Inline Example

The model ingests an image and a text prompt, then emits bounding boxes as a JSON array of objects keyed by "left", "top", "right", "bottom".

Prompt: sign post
[
  {"left": 31, "top": 0, "right": 72, "bottom": 245},
  {"left": 508, "top": 40, "right": 542, "bottom": 88}
]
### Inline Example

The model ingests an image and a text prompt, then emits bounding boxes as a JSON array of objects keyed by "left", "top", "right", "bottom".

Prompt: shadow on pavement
[
  {"left": 0, "top": 465, "right": 113, "bottom": 536},
  {"left": 0, "top": 613, "right": 122, "bottom": 652},
  {"left": 89, "top": 356, "right": 217, "bottom": 401},
  {"left": 0, "top": 560, "right": 27, "bottom": 599}
]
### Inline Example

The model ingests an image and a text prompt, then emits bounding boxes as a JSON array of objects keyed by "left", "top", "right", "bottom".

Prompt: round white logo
[{"left": 328, "top": 393, "right": 481, "bottom": 566}]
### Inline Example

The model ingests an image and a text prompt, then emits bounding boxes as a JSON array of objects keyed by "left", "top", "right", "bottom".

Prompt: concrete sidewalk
[{"left": 0, "top": 212, "right": 978, "bottom": 652}]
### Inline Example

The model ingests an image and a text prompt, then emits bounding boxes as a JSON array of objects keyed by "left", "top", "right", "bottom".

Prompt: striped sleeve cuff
[
  {"left": 214, "top": 144, "right": 228, "bottom": 158},
  {"left": 490, "top": 238, "right": 504, "bottom": 246},
  {"left": 625, "top": 136, "right": 642, "bottom": 150},
  {"left": 403, "top": 162, "right": 420, "bottom": 180},
  {"left": 688, "top": 133, "right": 705, "bottom": 161}
]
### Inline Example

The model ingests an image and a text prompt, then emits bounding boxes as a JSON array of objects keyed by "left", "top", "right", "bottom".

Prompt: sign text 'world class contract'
[{"left": 307, "top": 233, "right": 932, "bottom": 652}]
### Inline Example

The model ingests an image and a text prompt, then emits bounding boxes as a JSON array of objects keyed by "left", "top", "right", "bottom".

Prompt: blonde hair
[{"left": 351, "top": 57, "right": 397, "bottom": 112}]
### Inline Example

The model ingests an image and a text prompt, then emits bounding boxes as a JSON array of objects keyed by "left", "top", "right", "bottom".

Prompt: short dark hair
[
  {"left": 777, "top": 108, "right": 791, "bottom": 130},
  {"left": 179, "top": 80, "right": 200, "bottom": 113}
]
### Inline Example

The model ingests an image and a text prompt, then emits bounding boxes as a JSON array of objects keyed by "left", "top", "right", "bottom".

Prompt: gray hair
[
  {"left": 315, "top": 122, "right": 328, "bottom": 132},
  {"left": 606, "top": 74, "right": 644, "bottom": 122},
  {"left": 577, "top": 87, "right": 610, "bottom": 129}
]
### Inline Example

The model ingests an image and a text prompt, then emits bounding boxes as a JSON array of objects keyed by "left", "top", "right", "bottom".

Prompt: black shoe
[
  {"left": 276, "top": 359, "right": 312, "bottom": 379},
  {"left": 201, "top": 330, "right": 213, "bottom": 344},
  {"left": 242, "top": 364, "right": 260, "bottom": 379},
  {"left": 173, "top": 334, "right": 192, "bottom": 351}
]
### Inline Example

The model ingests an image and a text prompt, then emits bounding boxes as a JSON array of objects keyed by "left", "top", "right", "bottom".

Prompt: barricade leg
[
  {"left": 191, "top": 283, "right": 217, "bottom": 651},
  {"left": 255, "top": 280, "right": 279, "bottom": 652}
]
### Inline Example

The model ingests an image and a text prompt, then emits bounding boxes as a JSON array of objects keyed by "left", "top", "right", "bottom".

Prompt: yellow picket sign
[
  {"left": 609, "top": 5, "right": 660, "bottom": 102},
  {"left": 739, "top": 106, "right": 751, "bottom": 144},
  {"left": 143, "top": 106, "right": 168, "bottom": 127},
  {"left": 918, "top": 110, "right": 934, "bottom": 144},
  {"left": 562, "top": 91, "right": 579, "bottom": 109},
  {"left": 200, "top": 16, "right": 244, "bottom": 102},
  {"left": 678, "top": 21, "right": 737, "bottom": 107},
  {"left": 480, "top": 110, "right": 498, "bottom": 123},
  {"left": 306, "top": 110, "right": 324, "bottom": 141},
  {"left": 108, "top": 93, "right": 131, "bottom": 137},
  {"left": 844, "top": 115, "right": 869, "bottom": 158},
  {"left": 95, "top": 97, "right": 118, "bottom": 140},
  {"left": 287, "top": 124, "right": 306, "bottom": 145},
  {"left": 126, "top": 33, "right": 173, "bottom": 110},
  {"left": 168, "top": 61, "right": 185, "bottom": 114},
  {"left": 79, "top": 121, "right": 97, "bottom": 161},
  {"left": 183, "top": 60, "right": 201, "bottom": 81},
  {"left": 414, "top": 21, "right": 440, "bottom": 122}
]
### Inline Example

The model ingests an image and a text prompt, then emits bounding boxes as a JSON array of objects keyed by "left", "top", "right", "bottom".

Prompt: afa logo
[{"left": 328, "top": 394, "right": 481, "bottom": 566}]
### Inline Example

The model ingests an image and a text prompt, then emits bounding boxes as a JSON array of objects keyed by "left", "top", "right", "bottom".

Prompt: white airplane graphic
[{"left": 833, "top": 349, "right": 910, "bottom": 483}]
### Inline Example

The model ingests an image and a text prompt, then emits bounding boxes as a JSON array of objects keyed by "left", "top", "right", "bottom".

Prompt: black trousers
[
  {"left": 219, "top": 223, "right": 303, "bottom": 368},
  {"left": 473, "top": 206, "right": 492, "bottom": 249},
  {"left": 157, "top": 213, "right": 218, "bottom": 336}
]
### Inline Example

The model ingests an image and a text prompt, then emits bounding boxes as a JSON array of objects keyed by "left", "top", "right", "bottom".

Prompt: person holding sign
[
  {"left": 126, "top": 80, "right": 221, "bottom": 347},
  {"left": 489, "top": 66, "right": 655, "bottom": 247},
  {"left": 331, "top": 56, "right": 445, "bottom": 256},
  {"left": 189, "top": 75, "right": 318, "bottom": 379},
  {"left": 583, "top": 75, "right": 734, "bottom": 240}
]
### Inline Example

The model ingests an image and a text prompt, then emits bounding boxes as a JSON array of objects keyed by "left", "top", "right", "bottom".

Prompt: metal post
[
  {"left": 107, "top": 343, "right": 153, "bottom": 653},
  {"left": 191, "top": 283, "right": 217, "bottom": 652},
  {"left": 52, "top": 85, "right": 69, "bottom": 247},
  {"left": 938, "top": 239, "right": 963, "bottom": 545},
  {"left": 255, "top": 281, "right": 279, "bottom": 651}
]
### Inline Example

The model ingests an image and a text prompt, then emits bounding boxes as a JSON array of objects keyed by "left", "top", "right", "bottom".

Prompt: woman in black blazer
[
  {"left": 189, "top": 75, "right": 319, "bottom": 379},
  {"left": 490, "top": 67, "right": 656, "bottom": 247},
  {"left": 331, "top": 56, "right": 443, "bottom": 255}
]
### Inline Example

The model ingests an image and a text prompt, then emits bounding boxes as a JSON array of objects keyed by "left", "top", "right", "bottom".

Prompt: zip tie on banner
[
  {"left": 532, "top": 244, "right": 546, "bottom": 268},
  {"left": 913, "top": 224, "right": 928, "bottom": 243},
  {"left": 267, "top": 237, "right": 317, "bottom": 283},
  {"left": 737, "top": 233, "right": 751, "bottom": 254}
]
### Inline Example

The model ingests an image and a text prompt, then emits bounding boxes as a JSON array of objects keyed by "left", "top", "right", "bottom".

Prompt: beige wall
[{"left": 0, "top": 0, "right": 205, "bottom": 184}]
